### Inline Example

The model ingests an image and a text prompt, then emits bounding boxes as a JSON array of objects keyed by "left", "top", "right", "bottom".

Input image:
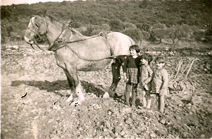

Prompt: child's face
[
  {"left": 156, "top": 61, "right": 165, "bottom": 69},
  {"left": 129, "top": 49, "right": 137, "bottom": 56},
  {"left": 141, "top": 58, "right": 148, "bottom": 65}
]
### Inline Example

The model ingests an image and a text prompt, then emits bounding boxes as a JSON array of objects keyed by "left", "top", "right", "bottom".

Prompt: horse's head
[{"left": 24, "top": 15, "right": 48, "bottom": 45}]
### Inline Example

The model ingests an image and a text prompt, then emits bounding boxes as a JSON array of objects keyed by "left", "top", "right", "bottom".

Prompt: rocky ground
[{"left": 1, "top": 42, "right": 212, "bottom": 138}]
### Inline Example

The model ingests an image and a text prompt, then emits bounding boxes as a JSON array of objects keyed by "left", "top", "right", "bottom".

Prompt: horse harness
[
  {"left": 28, "top": 17, "right": 119, "bottom": 62},
  {"left": 48, "top": 30, "right": 116, "bottom": 62}
]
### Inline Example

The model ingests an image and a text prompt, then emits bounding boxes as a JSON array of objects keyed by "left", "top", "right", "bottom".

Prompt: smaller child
[
  {"left": 123, "top": 45, "right": 141, "bottom": 107},
  {"left": 151, "top": 56, "right": 169, "bottom": 113},
  {"left": 139, "top": 53, "right": 153, "bottom": 109}
]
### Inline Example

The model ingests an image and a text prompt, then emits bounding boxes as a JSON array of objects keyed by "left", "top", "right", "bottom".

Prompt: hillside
[{"left": 1, "top": 0, "right": 212, "bottom": 44}]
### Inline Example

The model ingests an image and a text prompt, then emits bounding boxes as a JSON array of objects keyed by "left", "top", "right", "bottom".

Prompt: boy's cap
[{"left": 155, "top": 56, "right": 165, "bottom": 63}]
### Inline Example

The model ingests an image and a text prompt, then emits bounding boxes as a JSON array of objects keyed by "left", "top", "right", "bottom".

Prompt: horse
[{"left": 24, "top": 15, "right": 135, "bottom": 104}]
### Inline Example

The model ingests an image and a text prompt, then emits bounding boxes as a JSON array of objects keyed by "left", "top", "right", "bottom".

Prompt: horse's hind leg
[
  {"left": 63, "top": 67, "right": 84, "bottom": 104},
  {"left": 109, "top": 58, "right": 122, "bottom": 97}
]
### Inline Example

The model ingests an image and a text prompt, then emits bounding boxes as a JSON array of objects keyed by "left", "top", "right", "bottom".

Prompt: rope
[
  {"left": 48, "top": 29, "right": 118, "bottom": 62},
  {"left": 64, "top": 44, "right": 114, "bottom": 61}
]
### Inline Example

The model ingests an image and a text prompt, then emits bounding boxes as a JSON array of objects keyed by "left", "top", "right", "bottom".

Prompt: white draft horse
[{"left": 24, "top": 15, "right": 135, "bottom": 104}]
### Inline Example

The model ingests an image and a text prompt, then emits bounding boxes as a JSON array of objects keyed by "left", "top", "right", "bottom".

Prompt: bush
[
  {"left": 139, "top": 0, "right": 148, "bottom": 9},
  {"left": 141, "top": 30, "right": 150, "bottom": 40},
  {"left": 122, "top": 28, "right": 143, "bottom": 42},
  {"left": 81, "top": 25, "right": 101, "bottom": 36},
  {"left": 135, "top": 23, "right": 143, "bottom": 30},
  {"left": 152, "top": 23, "right": 167, "bottom": 30},
  {"left": 141, "top": 23, "right": 152, "bottom": 32},
  {"left": 193, "top": 30, "right": 205, "bottom": 41},
  {"left": 70, "top": 21, "right": 82, "bottom": 28},
  {"left": 123, "top": 22, "right": 137, "bottom": 30},
  {"left": 101, "top": 24, "right": 110, "bottom": 32},
  {"left": 109, "top": 19, "right": 124, "bottom": 32}
]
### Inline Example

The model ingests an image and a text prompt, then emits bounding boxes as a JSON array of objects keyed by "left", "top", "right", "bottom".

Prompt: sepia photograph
[{"left": 1, "top": 0, "right": 212, "bottom": 138}]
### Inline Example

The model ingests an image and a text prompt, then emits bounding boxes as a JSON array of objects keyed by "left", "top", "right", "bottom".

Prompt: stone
[
  {"left": 150, "top": 132, "right": 157, "bottom": 138},
  {"left": 125, "top": 118, "right": 133, "bottom": 125},
  {"left": 155, "top": 129, "right": 167, "bottom": 136},
  {"left": 114, "top": 126, "right": 123, "bottom": 134}
]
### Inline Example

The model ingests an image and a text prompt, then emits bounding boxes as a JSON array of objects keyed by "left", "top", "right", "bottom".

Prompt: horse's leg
[
  {"left": 75, "top": 80, "right": 85, "bottom": 103},
  {"left": 64, "top": 66, "right": 84, "bottom": 104},
  {"left": 63, "top": 69, "right": 76, "bottom": 102},
  {"left": 109, "top": 58, "right": 122, "bottom": 97}
]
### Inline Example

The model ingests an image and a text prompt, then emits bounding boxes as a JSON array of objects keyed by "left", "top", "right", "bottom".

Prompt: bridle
[{"left": 27, "top": 16, "right": 48, "bottom": 51}]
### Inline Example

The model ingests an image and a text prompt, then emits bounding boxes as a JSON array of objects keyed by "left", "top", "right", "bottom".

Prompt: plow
[{"left": 169, "top": 57, "right": 199, "bottom": 93}]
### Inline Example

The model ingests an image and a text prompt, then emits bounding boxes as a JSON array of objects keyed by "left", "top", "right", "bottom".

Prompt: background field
[{"left": 1, "top": 0, "right": 212, "bottom": 138}]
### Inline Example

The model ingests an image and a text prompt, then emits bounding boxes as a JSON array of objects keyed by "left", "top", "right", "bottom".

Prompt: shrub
[
  {"left": 141, "top": 30, "right": 150, "bottom": 40},
  {"left": 70, "top": 21, "right": 82, "bottom": 28},
  {"left": 122, "top": 28, "right": 143, "bottom": 42},
  {"left": 152, "top": 23, "right": 167, "bottom": 30},
  {"left": 101, "top": 24, "right": 110, "bottom": 32},
  {"left": 109, "top": 19, "right": 124, "bottom": 32},
  {"left": 123, "top": 22, "right": 137, "bottom": 30},
  {"left": 141, "top": 23, "right": 152, "bottom": 32},
  {"left": 139, "top": 0, "right": 148, "bottom": 9},
  {"left": 82, "top": 25, "right": 101, "bottom": 36},
  {"left": 135, "top": 23, "right": 143, "bottom": 31},
  {"left": 193, "top": 30, "right": 205, "bottom": 41}
]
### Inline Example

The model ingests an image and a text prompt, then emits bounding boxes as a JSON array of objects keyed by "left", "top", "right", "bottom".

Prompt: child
[
  {"left": 151, "top": 56, "right": 169, "bottom": 113},
  {"left": 139, "top": 53, "right": 153, "bottom": 109},
  {"left": 123, "top": 45, "right": 141, "bottom": 107}
]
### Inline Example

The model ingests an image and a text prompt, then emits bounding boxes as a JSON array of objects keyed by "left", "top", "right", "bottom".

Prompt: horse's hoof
[{"left": 103, "top": 92, "right": 110, "bottom": 98}]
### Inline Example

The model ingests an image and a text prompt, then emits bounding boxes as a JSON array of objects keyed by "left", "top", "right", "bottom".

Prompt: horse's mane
[{"left": 45, "top": 15, "right": 59, "bottom": 23}]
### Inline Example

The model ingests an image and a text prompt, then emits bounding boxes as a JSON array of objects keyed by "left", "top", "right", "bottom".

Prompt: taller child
[{"left": 123, "top": 45, "right": 141, "bottom": 107}]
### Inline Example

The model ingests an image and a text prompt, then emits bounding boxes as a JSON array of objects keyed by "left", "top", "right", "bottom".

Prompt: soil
[{"left": 1, "top": 43, "right": 212, "bottom": 138}]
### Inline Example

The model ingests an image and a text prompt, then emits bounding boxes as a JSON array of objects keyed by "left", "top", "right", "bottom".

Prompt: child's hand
[
  {"left": 143, "top": 79, "right": 149, "bottom": 85},
  {"left": 124, "top": 76, "right": 128, "bottom": 82},
  {"left": 143, "top": 82, "right": 149, "bottom": 90},
  {"left": 123, "top": 73, "right": 128, "bottom": 82}
]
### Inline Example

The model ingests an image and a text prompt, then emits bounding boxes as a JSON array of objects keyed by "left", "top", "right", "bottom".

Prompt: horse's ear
[
  {"left": 62, "top": 20, "right": 72, "bottom": 30},
  {"left": 62, "top": 22, "right": 69, "bottom": 31},
  {"left": 37, "top": 9, "right": 47, "bottom": 17},
  {"left": 66, "top": 19, "right": 72, "bottom": 27},
  {"left": 67, "top": 19, "right": 72, "bottom": 25}
]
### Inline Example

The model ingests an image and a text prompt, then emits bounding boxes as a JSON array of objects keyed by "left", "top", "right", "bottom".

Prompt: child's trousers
[
  {"left": 156, "top": 94, "right": 165, "bottom": 113},
  {"left": 124, "top": 83, "right": 137, "bottom": 106}
]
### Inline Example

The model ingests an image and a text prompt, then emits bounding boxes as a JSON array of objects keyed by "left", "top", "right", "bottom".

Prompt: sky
[{"left": 1, "top": 0, "right": 75, "bottom": 6}]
